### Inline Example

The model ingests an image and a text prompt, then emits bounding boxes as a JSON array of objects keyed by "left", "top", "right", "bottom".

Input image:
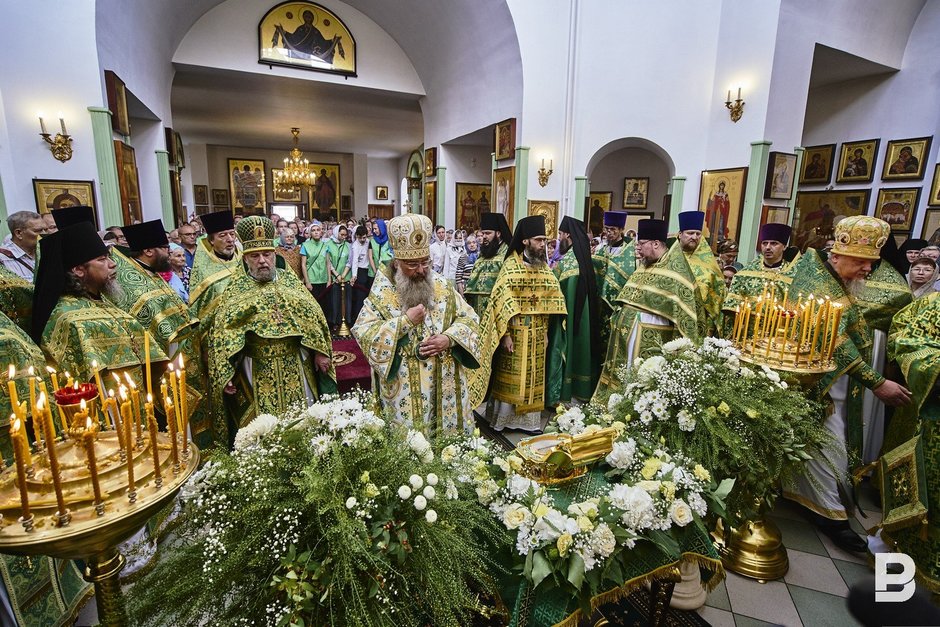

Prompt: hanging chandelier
[{"left": 274, "top": 127, "right": 316, "bottom": 189}]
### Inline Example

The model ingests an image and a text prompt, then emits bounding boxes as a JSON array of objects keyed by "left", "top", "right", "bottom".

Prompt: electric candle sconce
[{"left": 38, "top": 112, "right": 73, "bottom": 162}]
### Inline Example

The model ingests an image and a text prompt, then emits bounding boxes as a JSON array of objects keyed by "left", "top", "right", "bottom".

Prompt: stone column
[{"left": 88, "top": 107, "right": 122, "bottom": 227}]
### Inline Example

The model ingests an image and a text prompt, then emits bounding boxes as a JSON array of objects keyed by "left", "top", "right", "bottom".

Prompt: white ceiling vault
[{"left": 95, "top": 0, "right": 522, "bottom": 158}]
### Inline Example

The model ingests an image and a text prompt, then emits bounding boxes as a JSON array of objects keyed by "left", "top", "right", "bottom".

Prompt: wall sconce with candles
[
  {"left": 725, "top": 88, "right": 745, "bottom": 123},
  {"left": 538, "top": 158, "right": 553, "bottom": 187},
  {"left": 38, "top": 112, "right": 73, "bottom": 162}
]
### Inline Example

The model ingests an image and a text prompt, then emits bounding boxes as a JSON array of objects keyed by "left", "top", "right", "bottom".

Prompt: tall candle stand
[
  {"left": 337, "top": 280, "right": 351, "bottom": 338},
  {"left": 714, "top": 294, "right": 838, "bottom": 582},
  {"left": 0, "top": 376, "right": 199, "bottom": 626}
]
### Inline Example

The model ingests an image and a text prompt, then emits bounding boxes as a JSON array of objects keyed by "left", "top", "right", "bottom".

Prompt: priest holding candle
[{"left": 781, "top": 216, "right": 912, "bottom": 553}]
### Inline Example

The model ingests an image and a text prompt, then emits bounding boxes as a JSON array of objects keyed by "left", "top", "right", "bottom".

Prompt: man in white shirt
[
  {"left": 0, "top": 211, "right": 46, "bottom": 281},
  {"left": 429, "top": 224, "right": 447, "bottom": 273}
]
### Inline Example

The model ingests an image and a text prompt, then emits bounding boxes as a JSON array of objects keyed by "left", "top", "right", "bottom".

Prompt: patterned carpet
[{"left": 332, "top": 337, "right": 371, "bottom": 393}]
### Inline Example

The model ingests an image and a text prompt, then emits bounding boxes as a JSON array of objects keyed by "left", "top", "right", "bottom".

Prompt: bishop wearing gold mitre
[
  {"left": 471, "top": 214, "right": 567, "bottom": 432},
  {"left": 593, "top": 219, "right": 701, "bottom": 404},
  {"left": 721, "top": 223, "right": 800, "bottom": 336},
  {"left": 208, "top": 216, "right": 336, "bottom": 448},
  {"left": 676, "top": 211, "right": 726, "bottom": 335},
  {"left": 781, "top": 216, "right": 912, "bottom": 553},
  {"left": 353, "top": 213, "right": 481, "bottom": 436},
  {"left": 188, "top": 210, "right": 243, "bottom": 329}
]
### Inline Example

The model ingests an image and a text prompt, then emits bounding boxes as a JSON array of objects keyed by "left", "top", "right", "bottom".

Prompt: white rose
[
  {"left": 409, "top": 474, "right": 424, "bottom": 489},
  {"left": 425, "top": 509, "right": 438, "bottom": 524},
  {"left": 398, "top": 485, "right": 412, "bottom": 500},
  {"left": 502, "top": 503, "right": 533, "bottom": 530},
  {"left": 637, "top": 355, "right": 667, "bottom": 383},
  {"left": 426, "top": 473, "right": 439, "bottom": 486},
  {"left": 345, "top": 496, "right": 358, "bottom": 509},
  {"left": 591, "top": 523, "right": 617, "bottom": 557},
  {"left": 413, "top": 495, "right": 427, "bottom": 511},
  {"left": 422, "top": 485, "right": 436, "bottom": 500},
  {"left": 670, "top": 499, "right": 694, "bottom": 526}
]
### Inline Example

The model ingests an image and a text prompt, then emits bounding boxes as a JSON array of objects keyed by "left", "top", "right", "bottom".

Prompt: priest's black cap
[
  {"left": 122, "top": 219, "right": 169, "bottom": 250},
  {"left": 637, "top": 218, "right": 668, "bottom": 242},
  {"left": 31, "top": 222, "right": 109, "bottom": 342},
  {"left": 200, "top": 210, "right": 235, "bottom": 235},
  {"left": 506, "top": 215, "right": 546, "bottom": 257},
  {"left": 479, "top": 212, "right": 513, "bottom": 244},
  {"left": 52, "top": 205, "right": 96, "bottom": 229}
]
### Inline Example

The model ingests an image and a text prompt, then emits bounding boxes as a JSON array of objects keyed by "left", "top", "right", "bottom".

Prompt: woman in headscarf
[
  {"left": 547, "top": 238, "right": 562, "bottom": 269},
  {"left": 163, "top": 242, "right": 190, "bottom": 303},
  {"left": 898, "top": 237, "right": 927, "bottom": 276},
  {"left": 908, "top": 256, "right": 939, "bottom": 300},
  {"left": 327, "top": 225, "right": 351, "bottom": 330},
  {"left": 275, "top": 229, "right": 305, "bottom": 280}
]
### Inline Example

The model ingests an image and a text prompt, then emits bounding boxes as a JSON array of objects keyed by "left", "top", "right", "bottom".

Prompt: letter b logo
[{"left": 875, "top": 553, "right": 916, "bottom": 603}]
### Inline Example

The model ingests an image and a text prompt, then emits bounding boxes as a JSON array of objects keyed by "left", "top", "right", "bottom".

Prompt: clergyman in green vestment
[
  {"left": 780, "top": 217, "right": 913, "bottom": 553},
  {"left": 209, "top": 216, "right": 336, "bottom": 448},
  {"left": 463, "top": 212, "right": 512, "bottom": 318},
  {"left": 880, "top": 292, "right": 940, "bottom": 593},
  {"left": 676, "top": 211, "right": 726, "bottom": 336},
  {"left": 592, "top": 211, "right": 636, "bottom": 350},
  {"left": 593, "top": 219, "right": 700, "bottom": 404},
  {"left": 554, "top": 216, "right": 601, "bottom": 403},
  {"left": 188, "top": 209, "right": 243, "bottom": 331}
]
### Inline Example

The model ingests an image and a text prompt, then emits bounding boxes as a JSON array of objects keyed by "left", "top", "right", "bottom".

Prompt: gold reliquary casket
[{"left": 514, "top": 427, "right": 618, "bottom": 484}]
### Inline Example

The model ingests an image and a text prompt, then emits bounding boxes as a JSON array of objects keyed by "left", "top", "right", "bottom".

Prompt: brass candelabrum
[
  {"left": 337, "top": 280, "right": 351, "bottom": 338},
  {"left": 1, "top": 366, "right": 198, "bottom": 626}
]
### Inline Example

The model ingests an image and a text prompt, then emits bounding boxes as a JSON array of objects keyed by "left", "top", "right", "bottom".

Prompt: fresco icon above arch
[{"left": 259, "top": 1, "right": 357, "bottom": 76}]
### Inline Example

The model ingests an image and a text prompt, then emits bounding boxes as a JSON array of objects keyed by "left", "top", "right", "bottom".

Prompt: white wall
[
  {"left": 367, "top": 157, "right": 400, "bottom": 205},
  {"left": 0, "top": 2, "right": 103, "bottom": 221},
  {"left": 175, "top": 0, "right": 423, "bottom": 96},
  {"left": 800, "top": 0, "right": 940, "bottom": 237},
  {"left": 587, "top": 149, "right": 671, "bottom": 218}
]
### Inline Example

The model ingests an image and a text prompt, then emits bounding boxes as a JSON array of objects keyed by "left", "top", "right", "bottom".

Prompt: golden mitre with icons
[
  {"left": 831, "top": 215, "right": 890, "bottom": 260},
  {"left": 236, "top": 215, "right": 276, "bottom": 253},
  {"left": 387, "top": 213, "right": 432, "bottom": 260}
]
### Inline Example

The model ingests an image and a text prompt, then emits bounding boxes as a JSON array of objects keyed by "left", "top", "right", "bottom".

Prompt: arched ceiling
[{"left": 95, "top": 0, "right": 521, "bottom": 158}]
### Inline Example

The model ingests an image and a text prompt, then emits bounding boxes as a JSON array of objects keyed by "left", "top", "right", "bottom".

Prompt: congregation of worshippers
[{"left": 2, "top": 199, "right": 940, "bottom": 616}]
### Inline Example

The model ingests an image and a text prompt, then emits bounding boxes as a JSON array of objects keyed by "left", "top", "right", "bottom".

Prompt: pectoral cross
[{"left": 271, "top": 303, "right": 284, "bottom": 324}]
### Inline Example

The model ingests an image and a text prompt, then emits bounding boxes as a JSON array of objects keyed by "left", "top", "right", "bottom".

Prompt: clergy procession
[{"left": 2, "top": 196, "right": 939, "bottom": 625}]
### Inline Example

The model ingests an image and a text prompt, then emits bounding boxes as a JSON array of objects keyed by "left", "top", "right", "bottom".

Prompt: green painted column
[
  {"left": 0, "top": 174, "right": 8, "bottom": 239},
  {"left": 434, "top": 166, "right": 446, "bottom": 226},
  {"left": 573, "top": 176, "right": 588, "bottom": 220},
  {"left": 787, "top": 147, "right": 805, "bottom": 224},
  {"left": 155, "top": 150, "right": 174, "bottom": 226},
  {"left": 88, "top": 107, "right": 122, "bottom": 227},
  {"left": 667, "top": 176, "right": 686, "bottom": 232},
  {"left": 738, "top": 140, "right": 773, "bottom": 265},
  {"left": 513, "top": 147, "right": 529, "bottom": 226}
]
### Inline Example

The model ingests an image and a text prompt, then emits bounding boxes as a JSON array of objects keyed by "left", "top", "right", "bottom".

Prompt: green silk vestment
[
  {"left": 0, "top": 266, "right": 33, "bottom": 334},
  {"left": 594, "top": 242, "right": 700, "bottom": 404},
  {"left": 554, "top": 249, "right": 600, "bottom": 402},
  {"left": 855, "top": 260, "right": 912, "bottom": 333},
  {"left": 208, "top": 268, "right": 336, "bottom": 446},
  {"left": 881, "top": 293, "right": 940, "bottom": 593},
  {"left": 592, "top": 240, "right": 636, "bottom": 349},
  {"left": 353, "top": 267, "right": 481, "bottom": 436},
  {"left": 463, "top": 243, "right": 508, "bottom": 317},
  {"left": 0, "top": 313, "right": 46, "bottom": 461},
  {"left": 107, "top": 249, "right": 209, "bottom": 445},
  {"left": 684, "top": 238, "right": 727, "bottom": 335},
  {"left": 469, "top": 253, "right": 566, "bottom": 412},
  {"left": 188, "top": 238, "right": 242, "bottom": 329}
]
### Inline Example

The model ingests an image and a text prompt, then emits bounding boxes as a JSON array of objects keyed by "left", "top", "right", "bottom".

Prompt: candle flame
[
  {"left": 46, "top": 366, "right": 56, "bottom": 374},
  {"left": 124, "top": 372, "right": 134, "bottom": 387},
  {"left": 80, "top": 398, "right": 87, "bottom": 409},
  {"left": 73, "top": 380, "right": 79, "bottom": 390},
  {"left": 92, "top": 359, "right": 97, "bottom": 369},
  {"left": 111, "top": 372, "right": 121, "bottom": 384},
  {"left": 37, "top": 393, "right": 45, "bottom": 410},
  {"left": 27, "top": 366, "right": 34, "bottom": 376},
  {"left": 168, "top": 363, "right": 175, "bottom": 373},
  {"left": 147, "top": 393, "right": 153, "bottom": 403},
  {"left": 7, "top": 364, "right": 14, "bottom": 378},
  {"left": 108, "top": 389, "right": 115, "bottom": 398},
  {"left": 86, "top": 416, "right": 93, "bottom": 429},
  {"left": 166, "top": 397, "right": 173, "bottom": 408},
  {"left": 12, "top": 417, "right": 21, "bottom": 431},
  {"left": 178, "top": 355, "right": 184, "bottom": 369},
  {"left": 120, "top": 387, "right": 128, "bottom": 401}
]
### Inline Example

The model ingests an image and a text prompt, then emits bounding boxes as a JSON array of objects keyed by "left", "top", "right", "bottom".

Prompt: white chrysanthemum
[
  {"left": 662, "top": 337, "right": 693, "bottom": 354},
  {"left": 605, "top": 439, "right": 637, "bottom": 469},
  {"left": 637, "top": 355, "right": 667, "bottom": 383},
  {"left": 233, "top": 414, "right": 279, "bottom": 451},
  {"left": 409, "top": 474, "right": 424, "bottom": 489},
  {"left": 426, "top": 473, "right": 439, "bottom": 486},
  {"left": 345, "top": 496, "right": 358, "bottom": 509},
  {"left": 676, "top": 410, "right": 696, "bottom": 432},
  {"left": 591, "top": 523, "right": 617, "bottom": 558},
  {"left": 425, "top": 509, "right": 438, "bottom": 524},
  {"left": 508, "top": 474, "right": 536, "bottom": 497},
  {"left": 406, "top": 429, "right": 434, "bottom": 463},
  {"left": 607, "top": 393, "right": 624, "bottom": 411},
  {"left": 397, "top": 485, "right": 412, "bottom": 500},
  {"left": 413, "top": 495, "right": 427, "bottom": 511},
  {"left": 422, "top": 485, "right": 436, "bottom": 500}
]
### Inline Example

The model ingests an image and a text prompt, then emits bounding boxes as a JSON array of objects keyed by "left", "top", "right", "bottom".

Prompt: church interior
[{"left": 1, "top": 1, "right": 939, "bottom": 625}]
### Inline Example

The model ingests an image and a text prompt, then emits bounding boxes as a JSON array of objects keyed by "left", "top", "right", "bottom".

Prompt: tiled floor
[{"left": 695, "top": 484, "right": 881, "bottom": 627}]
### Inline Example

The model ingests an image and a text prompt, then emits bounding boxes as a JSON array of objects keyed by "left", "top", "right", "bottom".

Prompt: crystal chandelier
[{"left": 274, "top": 128, "right": 316, "bottom": 189}]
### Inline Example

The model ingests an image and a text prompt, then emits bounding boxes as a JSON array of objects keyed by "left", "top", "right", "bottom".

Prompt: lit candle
[
  {"left": 146, "top": 394, "right": 161, "bottom": 484},
  {"left": 65, "top": 371, "right": 74, "bottom": 389},
  {"left": 166, "top": 397, "right": 179, "bottom": 468},
  {"left": 827, "top": 304, "right": 843, "bottom": 361},
  {"left": 38, "top": 113, "right": 47, "bottom": 135},
  {"left": 764, "top": 307, "right": 778, "bottom": 358},
  {"left": 84, "top": 417, "right": 103, "bottom": 509},
  {"left": 144, "top": 332, "right": 152, "bottom": 398},
  {"left": 741, "top": 303, "right": 751, "bottom": 348},
  {"left": 778, "top": 313, "right": 791, "bottom": 362},
  {"left": 57, "top": 111, "right": 66, "bottom": 135},
  {"left": 91, "top": 360, "right": 105, "bottom": 398},
  {"left": 46, "top": 366, "right": 60, "bottom": 392},
  {"left": 27, "top": 365, "right": 36, "bottom": 419},
  {"left": 751, "top": 314, "right": 761, "bottom": 353},
  {"left": 10, "top": 417, "right": 29, "bottom": 518},
  {"left": 110, "top": 389, "right": 125, "bottom": 452},
  {"left": 125, "top": 374, "right": 143, "bottom": 444},
  {"left": 168, "top": 364, "right": 181, "bottom": 433},
  {"left": 178, "top": 355, "right": 188, "bottom": 448},
  {"left": 809, "top": 299, "right": 825, "bottom": 364},
  {"left": 121, "top": 389, "right": 135, "bottom": 493},
  {"left": 38, "top": 394, "right": 67, "bottom": 516}
]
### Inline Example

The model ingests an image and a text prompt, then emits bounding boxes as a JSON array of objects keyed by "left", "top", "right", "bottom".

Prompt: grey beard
[
  {"left": 249, "top": 267, "right": 275, "bottom": 283},
  {"left": 394, "top": 266, "right": 435, "bottom": 310},
  {"left": 844, "top": 278, "right": 866, "bottom": 297},
  {"left": 101, "top": 278, "right": 124, "bottom": 301}
]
